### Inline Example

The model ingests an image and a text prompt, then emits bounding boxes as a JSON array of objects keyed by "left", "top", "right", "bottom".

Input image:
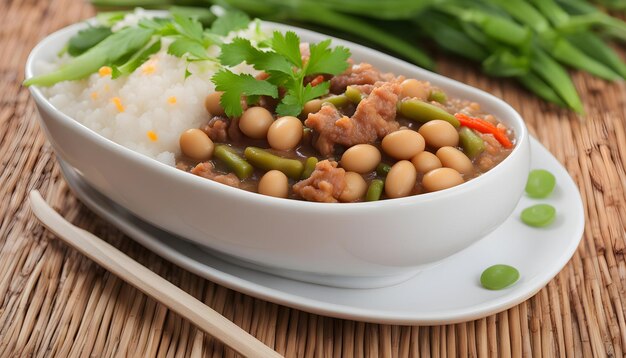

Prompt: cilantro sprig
[{"left": 212, "top": 31, "right": 351, "bottom": 117}]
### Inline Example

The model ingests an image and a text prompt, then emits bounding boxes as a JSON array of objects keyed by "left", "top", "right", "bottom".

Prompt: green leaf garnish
[
  {"left": 213, "top": 30, "right": 351, "bottom": 117},
  {"left": 211, "top": 10, "right": 251, "bottom": 36},
  {"left": 112, "top": 39, "right": 161, "bottom": 79},
  {"left": 67, "top": 26, "right": 113, "bottom": 57},
  {"left": 211, "top": 70, "right": 278, "bottom": 117}
]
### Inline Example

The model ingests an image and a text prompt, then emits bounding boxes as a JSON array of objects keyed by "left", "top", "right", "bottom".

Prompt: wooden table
[{"left": 1, "top": 1, "right": 625, "bottom": 356}]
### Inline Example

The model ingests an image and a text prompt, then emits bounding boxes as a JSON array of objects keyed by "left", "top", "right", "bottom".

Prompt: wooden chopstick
[{"left": 29, "top": 190, "right": 282, "bottom": 358}]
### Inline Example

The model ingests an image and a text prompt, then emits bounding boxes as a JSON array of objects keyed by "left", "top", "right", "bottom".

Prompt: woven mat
[{"left": 2, "top": 0, "right": 626, "bottom": 356}]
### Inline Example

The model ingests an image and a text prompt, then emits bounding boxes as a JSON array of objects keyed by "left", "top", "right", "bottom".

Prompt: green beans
[
  {"left": 213, "top": 145, "right": 254, "bottom": 179},
  {"left": 376, "top": 163, "right": 392, "bottom": 176},
  {"left": 301, "top": 157, "right": 319, "bottom": 179},
  {"left": 398, "top": 99, "right": 460, "bottom": 127},
  {"left": 366, "top": 179, "right": 385, "bottom": 201},
  {"left": 428, "top": 90, "right": 447, "bottom": 104},
  {"left": 458, "top": 127, "right": 485, "bottom": 159},
  {"left": 521, "top": 204, "right": 556, "bottom": 227},
  {"left": 244, "top": 147, "right": 304, "bottom": 179},
  {"left": 525, "top": 169, "right": 556, "bottom": 198},
  {"left": 322, "top": 95, "right": 348, "bottom": 108},
  {"left": 345, "top": 86, "right": 363, "bottom": 104},
  {"left": 480, "top": 264, "right": 520, "bottom": 290}
]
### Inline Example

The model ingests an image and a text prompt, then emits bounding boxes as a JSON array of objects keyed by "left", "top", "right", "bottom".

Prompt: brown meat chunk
[
  {"left": 330, "top": 63, "right": 395, "bottom": 94},
  {"left": 191, "top": 162, "right": 240, "bottom": 188},
  {"left": 201, "top": 117, "right": 228, "bottom": 142},
  {"left": 305, "top": 82, "right": 401, "bottom": 155},
  {"left": 293, "top": 160, "right": 346, "bottom": 203}
]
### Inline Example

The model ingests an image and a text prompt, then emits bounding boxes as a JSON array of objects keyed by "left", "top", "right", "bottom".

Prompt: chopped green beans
[
  {"left": 428, "top": 90, "right": 447, "bottom": 104},
  {"left": 521, "top": 204, "right": 556, "bottom": 227},
  {"left": 376, "top": 163, "right": 391, "bottom": 176},
  {"left": 525, "top": 169, "right": 556, "bottom": 198},
  {"left": 214, "top": 145, "right": 253, "bottom": 179},
  {"left": 398, "top": 99, "right": 460, "bottom": 127},
  {"left": 480, "top": 264, "right": 520, "bottom": 290},
  {"left": 322, "top": 94, "right": 348, "bottom": 108},
  {"left": 459, "top": 127, "right": 485, "bottom": 159},
  {"left": 244, "top": 147, "right": 304, "bottom": 179},
  {"left": 366, "top": 179, "right": 384, "bottom": 201},
  {"left": 301, "top": 157, "right": 319, "bottom": 179},
  {"left": 345, "top": 86, "right": 363, "bottom": 104}
]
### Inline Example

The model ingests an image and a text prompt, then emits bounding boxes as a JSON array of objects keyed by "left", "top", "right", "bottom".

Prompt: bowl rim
[{"left": 25, "top": 12, "right": 529, "bottom": 212}]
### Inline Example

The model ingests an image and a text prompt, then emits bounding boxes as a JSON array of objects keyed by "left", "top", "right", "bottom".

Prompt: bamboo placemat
[{"left": 2, "top": 1, "right": 625, "bottom": 356}]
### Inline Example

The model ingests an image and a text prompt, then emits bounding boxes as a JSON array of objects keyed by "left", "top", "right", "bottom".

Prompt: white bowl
[{"left": 25, "top": 17, "right": 530, "bottom": 288}]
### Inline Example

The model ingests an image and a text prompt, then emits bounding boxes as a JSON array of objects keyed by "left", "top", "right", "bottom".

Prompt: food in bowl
[
  {"left": 27, "top": 10, "right": 515, "bottom": 203},
  {"left": 25, "top": 10, "right": 530, "bottom": 286}
]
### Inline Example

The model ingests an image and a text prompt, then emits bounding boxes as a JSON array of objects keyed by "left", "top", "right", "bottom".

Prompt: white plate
[{"left": 58, "top": 137, "right": 583, "bottom": 325}]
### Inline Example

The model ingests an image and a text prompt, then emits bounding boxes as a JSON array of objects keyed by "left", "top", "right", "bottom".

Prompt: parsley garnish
[{"left": 213, "top": 31, "right": 351, "bottom": 117}]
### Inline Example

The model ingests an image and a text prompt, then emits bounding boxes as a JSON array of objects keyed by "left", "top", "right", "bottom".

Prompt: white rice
[{"left": 42, "top": 15, "right": 267, "bottom": 166}]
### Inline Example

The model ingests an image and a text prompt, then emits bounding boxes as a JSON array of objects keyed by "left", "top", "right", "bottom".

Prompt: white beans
[
  {"left": 204, "top": 92, "right": 225, "bottom": 116},
  {"left": 418, "top": 120, "right": 459, "bottom": 148},
  {"left": 436, "top": 146, "right": 473, "bottom": 175},
  {"left": 179, "top": 129, "right": 214, "bottom": 160},
  {"left": 239, "top": 107, "right": 274, "bottom": 139},
  {"left": 400, "top": 79, "right": 430, "bottom": 100},
  {"left": 381, "top": 129, "right": 425, "bottom": 160},
  {"left": 411, "top": 151, "right": 442, "bottom": 174},
  {"left": 340, "top": 172, "right": 367, "bottom": 202},
  {"left": 385, "top": 160, "right": 417, "bottom": 198},
  {"left": 258, "top": 170, "right": 289, "bottom": 198},
  {"left": 340, "top": 144, "right": 381, "bottom": 173},
  {"left": 422, "top": 168, "right": 464, "bottom": 192},
  {"left": 267, "top": 116, "right": 303, "bottom": 150},
  {"left": 302, "top": 99, "right": 322, "bottom": 116}
]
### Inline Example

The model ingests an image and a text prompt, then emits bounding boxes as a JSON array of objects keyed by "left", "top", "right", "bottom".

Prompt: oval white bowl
[{"left": 25, "top": 16, "right": 530, "bottom": 288}]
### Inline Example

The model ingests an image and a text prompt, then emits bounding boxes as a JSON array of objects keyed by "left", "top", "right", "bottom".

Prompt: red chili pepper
[
  {"left": 454, "top": 113, "right": 513, "bottom": 149},
  {"left": 310, "top": 75, "right": 324, "bottom": 87}
]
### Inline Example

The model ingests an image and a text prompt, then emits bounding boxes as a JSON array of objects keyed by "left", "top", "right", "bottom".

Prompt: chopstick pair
[{"left": 29, "top": 190, "right": 282, "bottom": 358}]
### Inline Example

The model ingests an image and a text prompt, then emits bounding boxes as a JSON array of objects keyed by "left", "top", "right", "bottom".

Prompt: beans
[
  {"left": 459, "top": 127, "right": 485, "bottom": 159},
  {"left": 322, "top": 95, "right": 348, "bottom": 107},
  {"left": 381, "top": 130, "right": 425, "bottom": 160},
  {"left": 213, "top": 145, "right": 253, "bottom": 179},
  {"left": 422, "top": 167, "right": 463, "bottom": 192},
  {"left": 204, "top": 91, "right": 225, "bottom": 116},
  {"left": 525, "top": 169, "right": 556, "bottom": 198},
  {"left": 436, "top": 146, "right": 473, "bottom": 175},
  {"left": 340, "top": 144, "right": 381, "bottom": 173},
  {"left": 480, "top": 264, "right": 520, "bottom": 290},
  {"left": 239, "top": 107, "right": 274, "bottom": 139},
  {"left": 365, "top": 179, "right": 384, "bottom": 201},
  {"left": 340, "top": 172, "right": 368, "bottom": 202},
  {"left": 398, "top": 99, "right": 460, "bottom": 127},
  {"left": 244, "top": 147, "right": 304, "bottom": 179},
  {"left": 521, "top": 204, "right": 556, "bottom": 227},
  {"left": 428, "top": 90, "right": 447, "bottom": 104},
  {"left": 301, "top": 157, "right": 319, "bottom": 179},
  {"left": 376, "top": 163, "right": 392, "bottom": 176},
  {"left": 258, "top": 170, "right": 289, "bottom": 198},
  {"left": 411, "top": 151, "right": 442, "bottom": 174},
  {"left": 418, "top": 120, "right": 459, "bottom": 148},
  {"left": 267, "top": 116, "right": 303, "bottom": 151},
  {"left": 345, "top": 86, "right": 363, "bottom": 103},
  {"left": 400, "top": 79, "right": 430, "bottom": 100},
  {"left": 302, "top": 99, "right": 322, "bottom": 116},
  {"left": 385, "top": 160, "right": 417, "bottom": 198},
  {"left": 179, "top": 129, "right": 214, "bottom": 161}
]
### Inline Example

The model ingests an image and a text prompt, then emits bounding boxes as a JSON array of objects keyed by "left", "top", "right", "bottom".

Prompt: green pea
[
  {"left": 525, "top": 169, "right": 556, "bottom": 198},
  {"left": 428, "top": 90, "right": 447, "bottom": 104},
  {"left": 521, "top": 204, "right": 556, "bottom": 227},
  {"left": 480, "top": 264, "right": 520, "bottom": 290},
  {"left": 376, "top": 163, "right": 391, "bottom": 176}
]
